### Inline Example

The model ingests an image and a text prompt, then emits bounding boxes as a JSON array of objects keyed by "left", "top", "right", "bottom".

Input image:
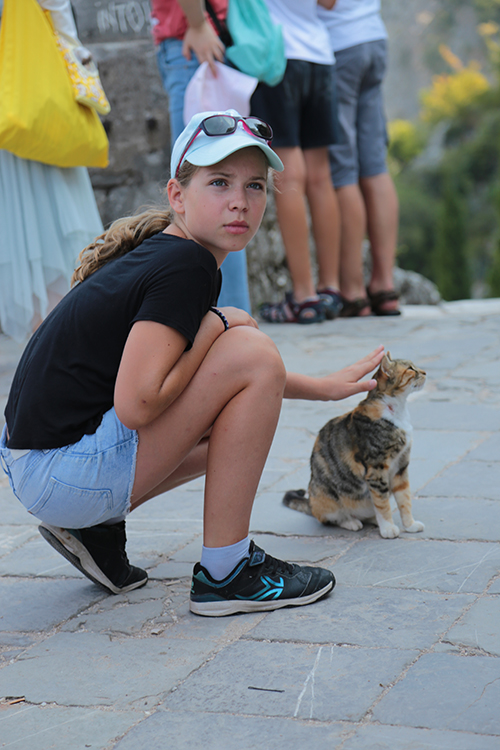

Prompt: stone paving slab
[
  {"left": 341, "top": 724, "right": 500, "bottom": 750},
  {"left": 0, "top": 535, "right": 84, "bottom": 578},
  {"left": 113, "top": 710, "right": 347, "bottom": 750},
  {"left": 488, "top": 577, "right": 500, "bottom": 594},
  {"left": 329, "top": 538, "right": 500, "bottom": 593},
  {"left": 247, "top": 586, "right": 473, "bottom": 650},
  {"left": 163, "top": 640, "right": 419, "bottom": 723},
  {"left": 0, "top": 578, "right": 105, "bottom": 632},
  {"left": 421, "top": 460, "right": 500, "bottom": 500},
  {"left": 0, "top": 631, "right": 221, "bottom": 708},
  {"left": 466, "top": 432, "right": 500, "bottom": 460},
  {"left": 410, "top": 497, "right": 500, "bottom": 541},
  {"left": 0, "top": 482, "right": 39, "bottom": 525},
  {"left": 0, "top": 704, "right": 142, "bottom": 750},
  {"left": 0, "top": 525, "right": 39, "bottom": 557},
  {"left": 410, "top": 401, "right": 500, "bottom": 431},
  {"left": 373, "top": 652, "right": 500, "bottom": 735},
  {"left": 444, "top": 595, "right": 500, "bottom": 655}
]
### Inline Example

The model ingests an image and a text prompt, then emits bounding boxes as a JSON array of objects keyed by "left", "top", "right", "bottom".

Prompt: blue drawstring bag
[{"left": 225, "top": 0, "right": 286, "bottom": 88}]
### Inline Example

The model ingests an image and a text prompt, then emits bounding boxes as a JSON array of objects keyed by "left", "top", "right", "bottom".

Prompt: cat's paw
[
  {"left": 339, "top": 517, "right": 364, "bottom": 531},
  {"left": 378, "top": 522, "right": 400, "bottom": 539},
  {"left": 404, "top": 520, "right": 425, "bottom": 533}
]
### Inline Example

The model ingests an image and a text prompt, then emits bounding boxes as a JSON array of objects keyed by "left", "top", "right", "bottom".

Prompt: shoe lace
[{"left": 263, "top": 552, "right": 295, "bottom": 577}]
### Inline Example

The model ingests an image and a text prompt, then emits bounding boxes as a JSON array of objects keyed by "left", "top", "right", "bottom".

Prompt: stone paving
[{"left": 1, "top": 301, "right": 500, "bottom": 749}]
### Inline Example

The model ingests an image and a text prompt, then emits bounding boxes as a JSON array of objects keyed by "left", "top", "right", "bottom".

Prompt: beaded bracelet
[{"left": 210, "top": 306, "right": 229, "bottom": 331}]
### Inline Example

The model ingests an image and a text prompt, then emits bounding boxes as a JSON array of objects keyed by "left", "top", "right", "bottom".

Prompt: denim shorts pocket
[{"left": 27, "top": 477, "right": 113, "bottom": 528}]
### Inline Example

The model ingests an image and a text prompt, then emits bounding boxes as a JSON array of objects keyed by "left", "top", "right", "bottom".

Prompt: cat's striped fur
[{"left": 283, "top": 353, "right": 426, "bottom": 539}]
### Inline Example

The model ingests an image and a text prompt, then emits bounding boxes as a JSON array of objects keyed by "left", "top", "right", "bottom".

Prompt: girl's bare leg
[{"left": 129, "top": 326, "right": 286, "bottom": 547}]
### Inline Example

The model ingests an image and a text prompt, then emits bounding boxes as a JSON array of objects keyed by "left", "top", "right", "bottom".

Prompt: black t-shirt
[{"left": 5, "top": 233, "right": 221, "bottom": 449}]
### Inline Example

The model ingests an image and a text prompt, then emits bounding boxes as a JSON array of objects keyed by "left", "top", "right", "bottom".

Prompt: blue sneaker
[{"left": 190, "top": 540, "right": 335, "bottom": 617}]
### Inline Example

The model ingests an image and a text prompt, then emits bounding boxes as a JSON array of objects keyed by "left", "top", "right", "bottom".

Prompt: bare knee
[{"left": 222, "top": 327, "right": 286, "bottom": 390}]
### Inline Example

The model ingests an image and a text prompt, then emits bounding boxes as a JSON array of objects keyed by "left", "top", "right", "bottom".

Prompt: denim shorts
[
  {"left": 0, "top": 408, "right": 139, "bottom": 528},
  {"left": 328, "top": 40, "right": 389, "bottom": 187}
]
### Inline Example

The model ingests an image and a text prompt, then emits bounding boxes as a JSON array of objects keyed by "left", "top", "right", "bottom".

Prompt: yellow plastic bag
[{"left": 0, "top": 0, "right": 109, "bottom": 168}]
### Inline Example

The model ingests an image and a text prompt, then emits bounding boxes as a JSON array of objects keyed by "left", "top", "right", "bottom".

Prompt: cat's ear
[{"left": 380, "top": 353, "right": 392, "bottom": 377}]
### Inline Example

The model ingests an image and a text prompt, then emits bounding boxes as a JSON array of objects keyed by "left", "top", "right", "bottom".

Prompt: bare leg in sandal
[
  {"left": 361, "top": 173, "right": 400, "bottom": 314},
  {"left": 336, "top": 175, "right": 399, "bottom": 316},
  {"left": 336, "top": 184, "right": 372, "bottom": 317},
  {"left": 265, "top": 147, "right": 340, "bottom": 322}
]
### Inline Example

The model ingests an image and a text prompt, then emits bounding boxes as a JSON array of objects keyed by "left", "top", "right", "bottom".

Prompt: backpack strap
[{"left": 204, "top": 0, "right": 233, "bottom": 48}]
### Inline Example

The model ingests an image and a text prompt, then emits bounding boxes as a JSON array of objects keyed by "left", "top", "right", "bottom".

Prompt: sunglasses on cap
[{"left": 175, "top": 115, "right": 274, "bottom": 178}]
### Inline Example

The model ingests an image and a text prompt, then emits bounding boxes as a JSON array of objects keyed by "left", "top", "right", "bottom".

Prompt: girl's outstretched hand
[
  {"left": 316, "top": 345, "right": 385, "bottom": 401},
  {"left": 284, "top": 345, "right": 385, "bottom": 401}
]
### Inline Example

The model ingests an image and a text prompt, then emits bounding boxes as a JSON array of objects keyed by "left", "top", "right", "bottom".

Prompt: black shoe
[
  {"left": 190, "top": 540, "right": 335, "bottom": 617},
  {"left": 38, "top": 521, "right": 148, "bottom": 594}
]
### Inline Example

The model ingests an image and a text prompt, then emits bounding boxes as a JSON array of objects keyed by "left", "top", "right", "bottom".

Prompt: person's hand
[
  {"left": 182, "top": 20, "right": 225, "bottom": 76},
  {"left": 316, "top": 345, "right": 385, "bottom": 401},
  {"left": 219, "top": 306, "right": 260, "bottom": 330}
]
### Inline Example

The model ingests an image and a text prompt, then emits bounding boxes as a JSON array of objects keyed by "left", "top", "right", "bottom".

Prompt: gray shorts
[
  {"left": 329, "top": 39, "right": 388, "bottom": 187},
  {"left": 0, "top": 409, "right": 138, "bottom": 529}
]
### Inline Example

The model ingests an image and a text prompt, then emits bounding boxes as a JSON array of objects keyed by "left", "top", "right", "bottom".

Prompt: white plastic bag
[{"left": 184, "top": 61, "right": 258, "bottom": 126}]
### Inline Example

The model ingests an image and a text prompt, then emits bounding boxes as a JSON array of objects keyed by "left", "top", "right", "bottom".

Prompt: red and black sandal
[{"left": 259, "top": 292, "right": 326, "bottom": 324}]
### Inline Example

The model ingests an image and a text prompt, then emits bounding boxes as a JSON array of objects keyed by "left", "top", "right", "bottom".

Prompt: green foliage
[
  {"left": 432, "top": 171, "right": 471, "bottom": 299},
  {"left": 420, "top": 63, "right": 490, "bottom": 123},
  {"left": 396, "top": 172, "right": 439, "bottom": 281},
  {"left": 394, "top": 12, "right": 500, "bottom": 300},
  {"left": 474, "top": 0, "right": 500, "bottom": 24},
  {"left": 387, "top": 120, "right": 426, "bottom": 169},
  {"left": 486, "top": 185, "right": 500, "bottom": 294},
  {"left": 487, "top": 239, "right": 500, "bottom": 294}
]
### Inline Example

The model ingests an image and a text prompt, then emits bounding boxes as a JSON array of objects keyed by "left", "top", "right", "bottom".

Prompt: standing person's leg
[
  {"left": 303, "top": 147, "right": 342, "bottom": 315},
  {"left": 156, "top": 39, "right": 252, "bottom": 312},
  {"left": 361, "top": 172, "right": 400, "bottom": 314},
  {"left": 356, "top": 40, "right": 400, "bottom": 315},
  {"left": 273, "top": 147, "right": 317, "bottom": 304},
  {"left": 252, "top": 62, "right": 326, "bottom": 323},
  {"left": 301, "top": 62, "right": 342, "bottom": 319},
  {"left": 156, "top": 38, "right": 199, "bottom": 147},
  {"left": 328, "top": 45, "right": 372, "bottom": 316},
  {"left": 336, "top": 183, "right": 369, "bottom": 309}
]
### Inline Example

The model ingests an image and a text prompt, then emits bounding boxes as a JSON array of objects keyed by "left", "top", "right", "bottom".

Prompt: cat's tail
[{"left": 282, "top": 489, "right": 313, "bottom": 515}]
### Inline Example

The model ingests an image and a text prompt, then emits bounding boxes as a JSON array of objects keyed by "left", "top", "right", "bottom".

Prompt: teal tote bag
[{"left": 225, "top": 0, "right": 286, "bottom": 87}]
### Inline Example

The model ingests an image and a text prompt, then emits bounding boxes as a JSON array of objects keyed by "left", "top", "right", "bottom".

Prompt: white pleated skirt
[{"left": 0, "top": 150, "right": 103, "bottom": 341}]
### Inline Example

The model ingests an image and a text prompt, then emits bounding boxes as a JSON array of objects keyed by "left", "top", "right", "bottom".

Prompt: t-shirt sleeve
[{"left": 131, "top": 243, "right": 217, "bottom": 347}]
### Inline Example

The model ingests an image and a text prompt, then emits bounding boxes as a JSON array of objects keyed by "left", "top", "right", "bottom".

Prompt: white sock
[{"left": 201, "top": 536, "right": 250, "bottom": 581}]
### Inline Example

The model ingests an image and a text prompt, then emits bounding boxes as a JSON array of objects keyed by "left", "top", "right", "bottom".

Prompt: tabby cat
[{"left": 283, "top": 353, "right": 426, "bottom": 539}]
